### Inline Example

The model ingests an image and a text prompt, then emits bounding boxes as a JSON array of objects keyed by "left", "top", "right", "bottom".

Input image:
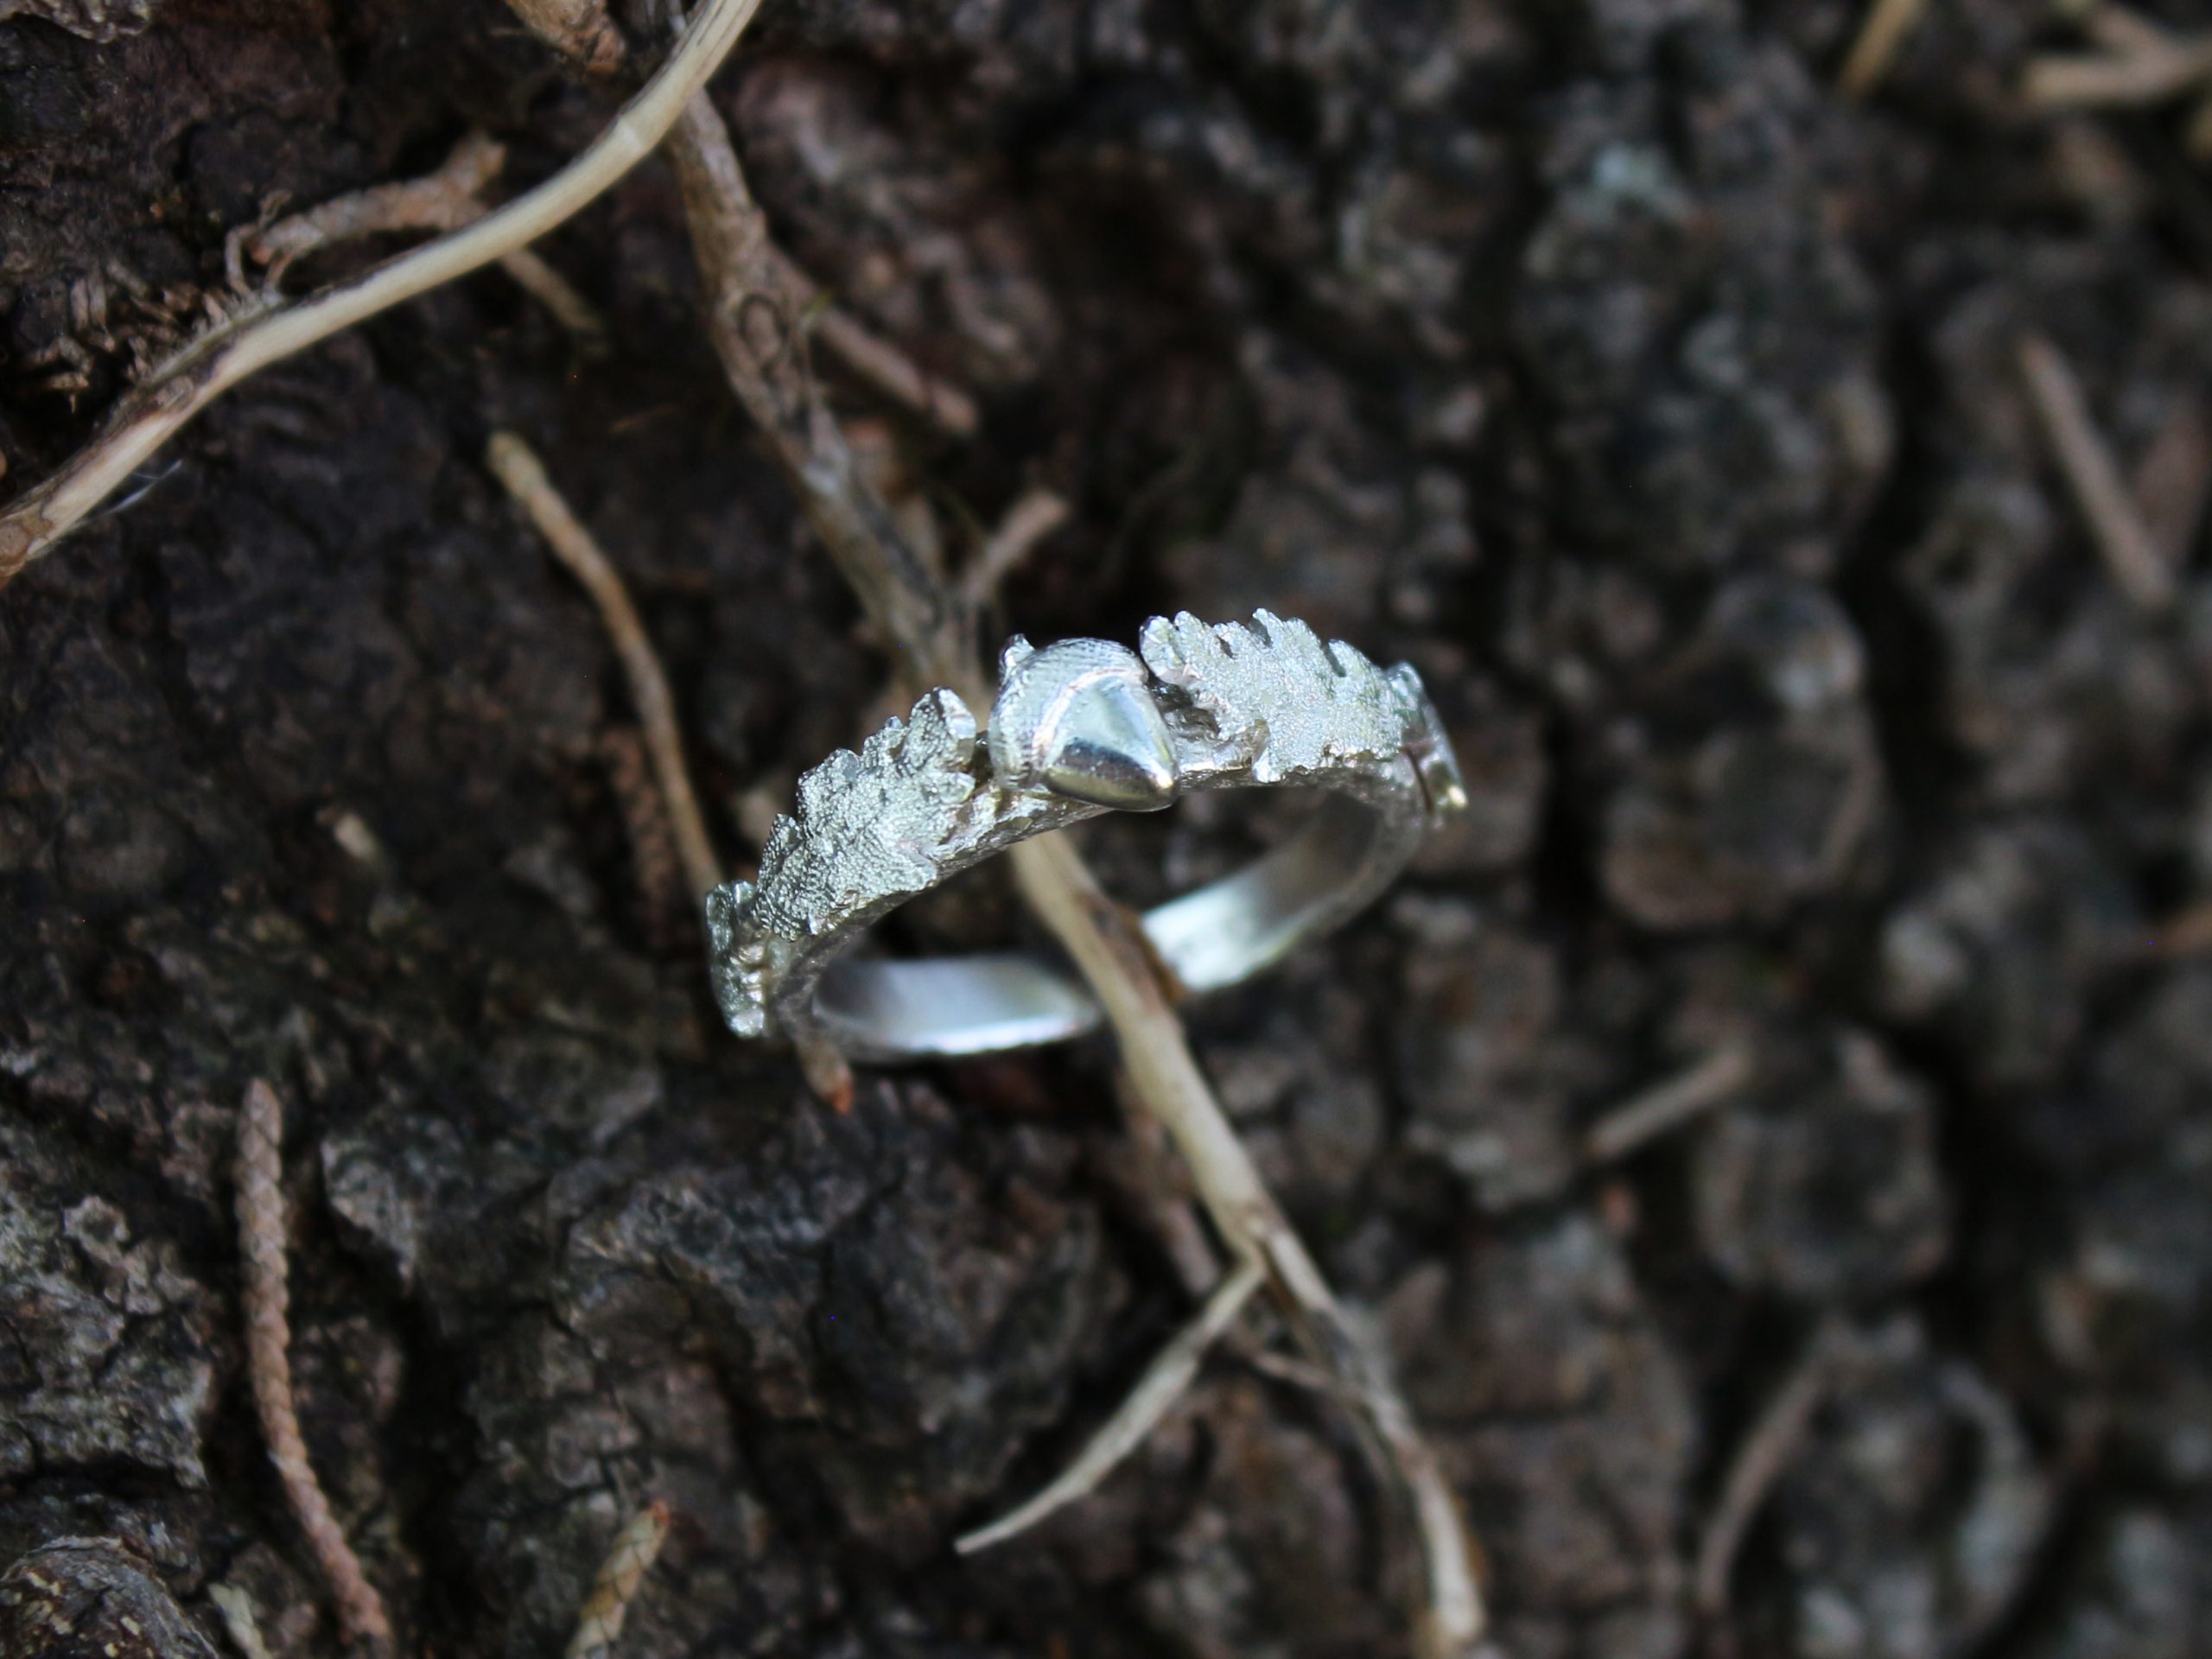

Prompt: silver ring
[{"left": 706, "top": 610, "right": 1467, "bottom": 1062}]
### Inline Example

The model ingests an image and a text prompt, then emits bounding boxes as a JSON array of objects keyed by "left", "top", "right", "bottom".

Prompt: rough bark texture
[{"left": 4, "top": 2, "right": 2212, "bottom": 1657}]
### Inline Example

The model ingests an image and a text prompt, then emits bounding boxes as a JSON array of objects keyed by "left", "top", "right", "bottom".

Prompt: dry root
[
  {"left": 1838, "top": 0, "right": 1929, "bottom": 98},
  {"left": 2018, "top": 331, "right": 2177, "bottom": 613},
  {"left": 235, "top": 1080, "right": 393, "bottom": 1652},
  {"left": 487, "top": 430, "right": 723, "bottom": 903},
  {"left": 566, "top": 1501, "right": 672, "bottom": 1659}
]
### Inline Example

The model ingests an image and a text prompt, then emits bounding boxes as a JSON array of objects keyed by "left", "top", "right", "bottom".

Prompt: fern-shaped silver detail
[
  {"left": 1139, "top": 608, "right": 1418, "bottom": 784},
  {"left": 708, "top": 688, "right": 982, "bottom": 1037}
]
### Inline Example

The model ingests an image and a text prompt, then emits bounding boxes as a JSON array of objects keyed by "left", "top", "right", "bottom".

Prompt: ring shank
[{"left": 811, "top": 791, "right": 1413, "bottom": 1059}]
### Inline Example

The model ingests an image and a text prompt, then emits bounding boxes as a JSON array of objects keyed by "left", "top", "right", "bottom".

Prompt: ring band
[{"left": 706, "top": 610, "right": 1467, "bottom": 1062}]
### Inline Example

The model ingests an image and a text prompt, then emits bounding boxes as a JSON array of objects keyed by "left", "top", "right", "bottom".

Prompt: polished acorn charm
[{"left": 988, "top": 635, "right": 1180, "bottom": 810}]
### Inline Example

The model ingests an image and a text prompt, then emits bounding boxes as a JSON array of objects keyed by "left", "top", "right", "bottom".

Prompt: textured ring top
[{"left": 706, "top": 610, "right": 1467, "bottom": 1062}]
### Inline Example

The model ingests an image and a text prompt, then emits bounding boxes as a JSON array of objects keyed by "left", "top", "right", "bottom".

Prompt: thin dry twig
[
  {"left": 2131, "top": 397, "right": 2212, "bottom": 569},
  {"left": 500, "top": 248, "right": 608, "bottom": 339},
  {"left": 957, "top": 1257, "right": 1268, "bottom": 1553},
  {"left": 207, "top": 1584, "right": 275, "bottom": 1659},
  {"left": 1007, "top": 838, "right": 1484, "bottom": 1656},
  {"left": 658, "top": 35, "right": 1482, "bottom": 1649},
  {"left": 661, "top": 90, "right": 969, "bottom": 694},
  {"left": 566, "top": 1500, "right": 672, "bottom": 1659},
  {"left": 807, "top": 297, "right": 981, "bottom": 437},
  {"left": 1694, "top": 1317, "right": 1849, "bottom": 1623},
  {"left": 229, "top": 131, "right": 605, "bottom": 341},
  {"left": 2024, "top": 10, "right": 2212, "bottom": 110},
  {"left": 506, "top": 0, "right": 973, "bottom": 439},
  {"left": 0, "top": 0, "right": 766, "bottom": 586},
  {"left": 2082, "top": 1, "right": 2185, "bottom": 58},
  {"left": 488, "top": 429, "right": 722, "bottom": 902},
  {"left": 2148, "top": 895, "right": 2212, "bottom": 959},
  {"left": 1838, "top": 0, "right": 1929, "bottom": 98},
  {"left": 235, "top": 1079, "right": 393, "bottom": 1652},
  {"left": 1583, "top": 1041, "right": 1757, "bottom": 1166},
  {"left": 233, "top": 132, "right": 509, "bottom": 283},
  {"left": 601, "top": 728, "right": 694, "bottom": 943},
  {"left": 963, "top": 486, "right": 1071, "bottom": 609},
  {"left": 2018, "top": 332, "right": 2177, "bottom": 612}
]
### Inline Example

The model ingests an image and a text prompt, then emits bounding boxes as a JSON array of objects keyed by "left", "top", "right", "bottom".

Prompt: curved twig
[
  {"left": 487, "top": 430, "right": 722, "bottom": 902},
  {"left": 566, "top": 1501, "right": 672, "bottom": 1659},
  {"left": 957, "top": 1258, "right": 1267, "bottom": 1553},
  {"left": 235, "top": 1080, "right": 393, "bottom": 1651}
]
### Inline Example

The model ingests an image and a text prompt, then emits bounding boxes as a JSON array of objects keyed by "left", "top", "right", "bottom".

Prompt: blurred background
[{"left": 2, "top": 2, "right": 2208, "bottom": 1656}]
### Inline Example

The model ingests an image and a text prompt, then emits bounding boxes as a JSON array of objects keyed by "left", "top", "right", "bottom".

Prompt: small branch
[
  {"left": 1694, "top": 1318, "right": 1848, "bottom": 1623},
  {"left": 0, "top": 0, "right": 766, "bottom": 585},
  {"left": 601, "top": 728, "right": 693, "bottom": 944},
  {"left": 235, "top": 132, "right": 510, "bottom": 283},
  {"left": 207, "top": 1584, "right": 275, "bottom": 1659},
  {"left": 2018, "top": 332, "right": 2177, "bottom": 612},
  {"left": 566, "top": 1500, "right": 672, "bottom": 1659},
  {"left": 487, "top": 430, "right": 722, "bottom": 902},
  {"left": 1582, "top": 1041, "right": 1757, "bottom": 1166},
  {"left": 2023, "top": 13, "right": 2212, "bottom": 110},
  {"left": 963, "top": 486, "right": 1071, "bottom": 610},
  {"left": 958, "top": 1257, "right": 1267, "bottom": 1554},
  {"left": 235, "top": 1080, "right": 393, "bottom": 1652},
  {"left": 1838, "top": 0, "right": 1929, "bottom": 99},
  {"left": 807, "top": 297, "right": 981, "bottom": 437},
  {"left": 660, "top": 89, "right": 969, "bottom": 693},
  {"left": 2023, "top": 50, "right": 2212, "bottom": 110},
  {"left": 499, "top": 249, "right": 607, "bottom": 340},
  {"left": 2131, "top": 397, "right": 2212, "bottom": 569},
  {"left": 1005, "top": 836, "right": 1485, "bottom": 1656},
  {"left": 2082, "top": 3, "right": 2186, "bottom": 59}
]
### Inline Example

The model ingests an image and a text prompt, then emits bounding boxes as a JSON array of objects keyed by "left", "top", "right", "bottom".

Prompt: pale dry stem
[
  {"left": 566, "top": 1500, "right": 672, "bottom": 1659},
  {"left": 963, "top": 486, "right": 1071, "bottom": 609},
  {"left": 500, "top": 249, "right": 608, "bottom": 339},
  {"left": 661, "top": 91, "right": 970, "bottom": 693},
  {"left": 2024, "top": 6, "right": 2212, "bottom": 110},
  {"left": 235, "top": 1079, "right": 393, "bottom": 1652},
  {"left": 1838, "top": 0, "right": 1928, "bottom": 98},
  {"left": 601, "top": 728, "right": 694, "bottom": 943},
  {"left": 2131, "top": 397, "right": 2212, "bottom": 568},
  {"left": 1694, "top": 1317, "right": 1849, "bottom": 1622},
  {"left": 1003, "top": 835, "right": 1485, "bottom": 1656},
  {"left": 506, "top": 0, "right": 627, "bottom": 75},
  {"left": 234, "top": 132, "right": 510, "bottom": 283},
  {"left": 487, "top": 429, "right": 723, "bottom": 902},
  {"left": 2018, "top": 332, "right": 2177, "bottom": 612},
  {"left": 1583, "top": 1041, "right": 1758, "bottom": 1165},
  {"left": 207, "top": 1583, "right": 275, "bottom": 1659},
  {"left": 957, "top": 1258, "right": 1267, "bottom": 1553},
  {"left": 0, "top": 0, "right": 766, "bottom": 586},
  {"left": 232, "top": 132, "right": 603, "bottom": 339},
  {"left": 807, "top": 297, "right": 981, "bottom": 437}
]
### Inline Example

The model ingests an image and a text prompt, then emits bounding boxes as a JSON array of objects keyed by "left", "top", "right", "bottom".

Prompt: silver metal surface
[{"left": 706, "top": 610, "right": 1467, "bottom": 1062}]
